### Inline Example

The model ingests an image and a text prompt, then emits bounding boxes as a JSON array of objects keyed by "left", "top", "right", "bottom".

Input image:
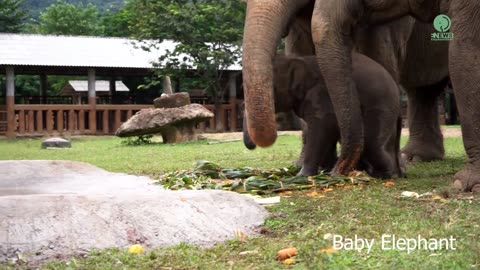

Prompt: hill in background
[{"left": 22, "top": 0, "right": 126, "bottom": 19}]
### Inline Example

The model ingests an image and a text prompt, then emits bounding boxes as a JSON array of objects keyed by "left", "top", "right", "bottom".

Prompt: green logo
[
  {"left": 432, "top": 14, "right": 453, "bottom": 41},
  {"left": 433, "top": 15, "right": 451, "bottom": 32}
]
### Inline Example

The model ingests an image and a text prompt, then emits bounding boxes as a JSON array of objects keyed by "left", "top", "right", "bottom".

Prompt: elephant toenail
[
  {"left": 472, "top": 184, "right": 480, "bottom": 194},
  {"left": 452, "top": 180, "right": 464, "bottom": 191}
]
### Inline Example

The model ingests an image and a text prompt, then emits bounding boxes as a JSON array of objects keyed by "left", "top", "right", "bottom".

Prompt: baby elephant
[{"left": 243, "top": 53, "right": 403, "bottom": 178}]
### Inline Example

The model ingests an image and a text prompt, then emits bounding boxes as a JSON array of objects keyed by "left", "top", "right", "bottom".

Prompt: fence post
[
  {"left": 228, "top": 73, "right": 238, "bottom": 132},
  {"left": 88, "top": 68, "right": 97, "bottom": 134},
  {"left": 6, "top": 67, "right": 15, "bottom": 138}
]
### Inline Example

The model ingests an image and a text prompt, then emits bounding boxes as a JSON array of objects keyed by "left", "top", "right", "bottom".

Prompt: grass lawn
[{"left": 1, "top": 135, "right": 479, "bottom": 269}]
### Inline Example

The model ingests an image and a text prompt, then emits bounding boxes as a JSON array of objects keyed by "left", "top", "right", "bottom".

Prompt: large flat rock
[
  {"left": 115, "top": 103, "right": 213, "bottom": 137},
  {"left": 0, "top": 161, "right": 268, "bottom": 265}
]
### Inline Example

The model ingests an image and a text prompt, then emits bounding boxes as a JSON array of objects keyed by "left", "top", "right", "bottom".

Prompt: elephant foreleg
[
  {"left": 401, "top": 83, "right": 446, "bottom": 162},
  {"left": 449, "top": 10, "right": 480, "bottom": 193},
  {"left": 298, "top": 115, "right": 339, "bottom": 176},
  {"left": 362, "top": 110, "right": 400, "bottom": 179},
  {"left": 295, "top": 119, "right": 308, "bottom": 167}
]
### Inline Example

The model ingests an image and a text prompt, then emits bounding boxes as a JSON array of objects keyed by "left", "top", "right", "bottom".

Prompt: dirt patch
[{"left": 200, "top": 128, "right": 462, "bottom": 141}]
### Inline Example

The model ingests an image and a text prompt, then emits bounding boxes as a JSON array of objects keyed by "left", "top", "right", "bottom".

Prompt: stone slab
[{"left": 0, "top": 160, "right": 268, "bottom": 265}]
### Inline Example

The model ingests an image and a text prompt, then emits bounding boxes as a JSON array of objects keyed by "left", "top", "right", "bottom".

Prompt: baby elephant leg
[
  {"left": 298, "top": 114, "right": 339, "bottom": 176},
  {"left": 362, "top": 110, "right": 398, "bottom": 179}
]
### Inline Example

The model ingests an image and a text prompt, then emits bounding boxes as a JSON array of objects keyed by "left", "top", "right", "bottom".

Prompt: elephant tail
[{"left": 395, "top": 116, "right": 406, "bottom": 178}]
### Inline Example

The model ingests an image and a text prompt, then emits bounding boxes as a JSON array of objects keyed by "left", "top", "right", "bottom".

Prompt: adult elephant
[{"left": 242, "top": 0, "right": 480, "bottom": 192}]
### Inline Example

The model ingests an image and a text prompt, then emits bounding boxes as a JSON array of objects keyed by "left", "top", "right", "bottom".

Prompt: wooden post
[
  {"left": 6, "top": 67, "right": 15, "bottom": 138},
  {"left": 163, "top": 76, "right": 173, "bottom": 94},
  {"left": 88, "top": 68, "right": 96, "bottom": 134},
  {"left": 102, "top": 110, "right": 109, "bottom": 134},
  {"left": 68, "top": 109, "right": 75, "bottom": 132},
  {"left": 228, "top": 72, "right": 238, "bottom": 131},
  {"left": 114, "top": 109, "right": 121, "bottom": 131},
  {"left": 46, "top": 110, "right": 53, "bottom": 134},
  {"left": 79, "top": 110, "right": 85, "bottom": 133},
  {"left": 18, "top": 110, "right": 25, "bottom": 134},
  {"left": 28, "top": 110, "right": 34, "bottom": 134},
  {"left": 40, "top": 74, "right": 48, "bottom": 104},
  {"left": 109, "top": 77, "right": 116, "bottom": 104},
  {"left": 36, "top": 110, "right": 43, "bottom": 133},
  {"left": 57, "top": 110, "right": 64, "bottom": 134}
]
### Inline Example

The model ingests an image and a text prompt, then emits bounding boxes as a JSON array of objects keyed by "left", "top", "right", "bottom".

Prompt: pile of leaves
[{"left": 155, "top": 160, "right": 372, "bottom": 194}]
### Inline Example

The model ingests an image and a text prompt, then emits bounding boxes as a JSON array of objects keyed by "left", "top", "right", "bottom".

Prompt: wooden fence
[
  {"left": 0, "top": 106, "right": 6, "bottom": 135},
  {"left": 1, "top": 101, "right": 242, "bottom": 137}
]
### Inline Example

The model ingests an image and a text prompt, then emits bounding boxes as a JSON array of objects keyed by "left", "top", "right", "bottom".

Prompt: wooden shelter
[
  {"left": 62, "top": 80, "right": 130, "bottom": 104},
  {"left": 0, "top": 33, "right": 242, "bottom": 137}
]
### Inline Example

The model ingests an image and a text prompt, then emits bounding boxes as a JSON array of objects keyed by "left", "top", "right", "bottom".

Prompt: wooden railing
[
  {"left": 12, "top": 104, "right": 152, "bottom": 137},
  {"left": 202, "top": 101, "right": 241, "bottom": 132},
  {"left": 0, "top": 106, "right": 6, "bottom": 135},
  {"left": 8, "top": 100, "right": 243, "bottom": 137}
]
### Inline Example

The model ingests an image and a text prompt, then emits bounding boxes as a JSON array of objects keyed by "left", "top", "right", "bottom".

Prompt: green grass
[
  {"left": 0, "top": 136, "right": 301, "bottom": 176},
  {"left": 442, "top": 125, "right": 461, "bottom": 129},
  {"left": 1, "top": 135, "right": 479, "bottom": 269}
]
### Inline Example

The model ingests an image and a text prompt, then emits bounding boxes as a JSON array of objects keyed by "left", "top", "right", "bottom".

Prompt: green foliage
[
  {"left": 0, "top": 0, "right": 27, "bottom": 33},
  {"left": 30, "top": 0, "right": 104, "bottom": 35},
  {"left": 121, "top": 135, "right": 154, "bottom": 146},
  {"left": 157, "top": 160, "right": 371, "bottom": 193},
  {"left": 102, "top": 4, "right": 134, "bottom": 37},
  {"left": 129, "top": 0, "right": 245, "bottom": 96}
]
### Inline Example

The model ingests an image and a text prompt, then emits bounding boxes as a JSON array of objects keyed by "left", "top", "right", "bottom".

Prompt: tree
[
  {"left": 102, "top": 3, "right": 135, "bottom": 37},
  {"left": 32, "top": 0, "right": 104, "bottom": 35},
  {"left": 0, "top": 0, "right": 27, "bottom": 33},
  {"left": 129, "top": 0, "right": 245, "bottom": 130}
]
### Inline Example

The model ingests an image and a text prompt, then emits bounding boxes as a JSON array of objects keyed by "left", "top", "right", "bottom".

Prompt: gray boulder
[
  {"left": 116, "top": 104, "right": 213, "bottom": 143},
  {"left": 41, "top": 137, "right": 71, "bottom": 149}
]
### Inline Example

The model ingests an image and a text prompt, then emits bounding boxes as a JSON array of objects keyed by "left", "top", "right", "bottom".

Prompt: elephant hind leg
[{"left": 401, "top": 81, "right": 447, "bottom": 162}]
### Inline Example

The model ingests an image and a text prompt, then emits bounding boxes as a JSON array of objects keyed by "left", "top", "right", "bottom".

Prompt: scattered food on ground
[
  {"left": 276, "top": 247, "right": 298, "bottom": 261},
  {"left": 128, "top": 245, "right": 144, "bottom": 254},
  {"left": 155, "top": 160, "right": 372, "bottom": 194},
  {"left": 383, "top": 180, "right": 395, "bottom": 187}
]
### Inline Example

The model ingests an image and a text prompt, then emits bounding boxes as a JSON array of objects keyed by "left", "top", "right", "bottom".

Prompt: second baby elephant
[{"left": 243, "top": 53, "right": 404, "bottom": 178}]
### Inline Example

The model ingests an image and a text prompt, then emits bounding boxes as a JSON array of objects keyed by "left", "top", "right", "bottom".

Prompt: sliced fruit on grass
[
  {"left": 277, "top": 247, "right": 298, "bottom": 260},
  {"left": 283, "top": 258, "right": 296, "bottom": 265},
  {"left": 384, "top": 180, "right": 395, "bottom": 187},
  {"left": 128, "top": 244, "right": 144, "bottom": 254},
  {"left": 320, "top": 247, "right": 337, "bottom": 254}
]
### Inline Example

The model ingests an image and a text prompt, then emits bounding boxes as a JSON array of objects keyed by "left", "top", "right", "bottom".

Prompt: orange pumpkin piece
[
  {"left": 276, "top": 247, "right": 298, "bottom": 260},
  {"left": 383, "top": 180, "right": 395, "bottom": 187}
]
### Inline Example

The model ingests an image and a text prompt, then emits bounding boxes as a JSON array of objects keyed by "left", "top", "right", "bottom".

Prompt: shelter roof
[{"left": 0, "top": 33, "right": 241, "bottom": 76}]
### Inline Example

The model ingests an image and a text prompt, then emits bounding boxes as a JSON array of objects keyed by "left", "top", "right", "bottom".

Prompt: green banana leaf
[{"left": 156, "top": 160, "right": 372, "bottom": 194}]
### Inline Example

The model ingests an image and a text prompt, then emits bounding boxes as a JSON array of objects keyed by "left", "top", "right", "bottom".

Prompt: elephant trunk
[{"left": 242, "top": 0, "right": 308, "bottom": 147}]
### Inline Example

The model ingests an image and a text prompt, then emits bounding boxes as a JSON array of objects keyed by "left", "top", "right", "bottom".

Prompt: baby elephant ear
[{"left": 287, "top": 57, "right": 316, "bottom": 93}]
